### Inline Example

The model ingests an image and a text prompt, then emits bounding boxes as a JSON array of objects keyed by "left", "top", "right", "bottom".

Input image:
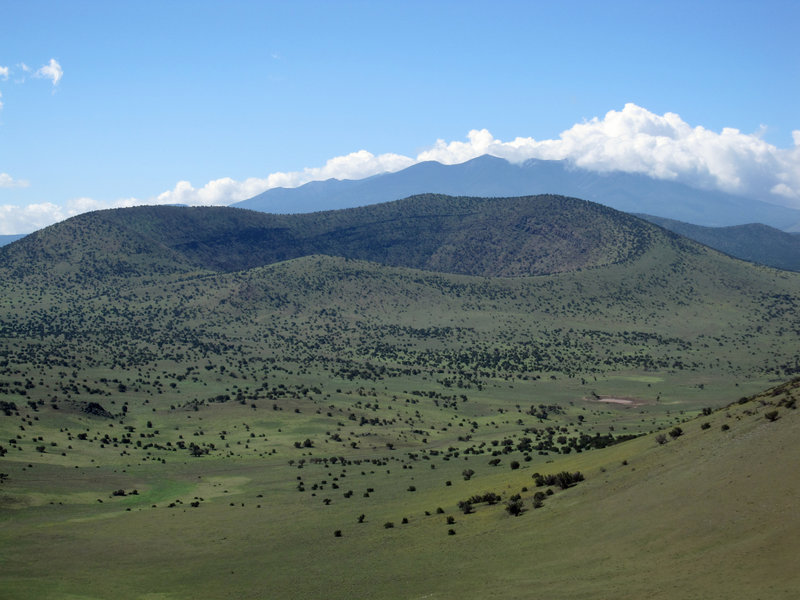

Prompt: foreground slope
[{"left": 1, "top": 372, "right": 797, "bottom": 599}]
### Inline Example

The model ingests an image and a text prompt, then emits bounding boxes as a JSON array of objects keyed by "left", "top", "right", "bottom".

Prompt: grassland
[{"left": 1, "top": 198, "right": 799, "bottom": 598}]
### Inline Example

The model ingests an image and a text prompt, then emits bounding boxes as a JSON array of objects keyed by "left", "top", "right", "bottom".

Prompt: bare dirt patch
[{"left": 585, "top": 395, "right": 648, "bottom": 407}]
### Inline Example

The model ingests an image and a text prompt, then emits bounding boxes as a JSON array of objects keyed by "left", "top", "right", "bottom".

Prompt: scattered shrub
[{"left": 505, "top": 497, "right": 524, "bottom": 516}]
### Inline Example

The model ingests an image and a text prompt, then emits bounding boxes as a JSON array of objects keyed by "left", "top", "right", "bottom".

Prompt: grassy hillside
[
  {"left": 1, "top": 370, "right": 797, "bottom": 599},
  {"left": 1, "top": 195, "right": 799, "bottom": 598}
]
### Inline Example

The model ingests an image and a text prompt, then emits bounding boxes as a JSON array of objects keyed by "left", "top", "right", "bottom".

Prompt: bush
[
  {"left": 534, "top": 471, "right": 583, "bottom": 490},
  {"left": 765, "top": 410, "right": 779, "bottom": 422},
  {"left": 383, "top": 522, "right": 394, "bottom": 529},
  {"left": 700, "top": 422, "right": 711, "bottom": 430},
  {"left": 669, "top": 427, "right": 683, "bottom": 439},
  {"left": 334, "top": 530, "right": 342, "bottom": 537},
  {"left": 510, "top": 460, "right": 520, "bottom": 470},
  {"left": 505, "top": 497, "right": 524, "bottom": 516},
  {"left": 655, "top": 433, "right": 667, "bottom": 445}
]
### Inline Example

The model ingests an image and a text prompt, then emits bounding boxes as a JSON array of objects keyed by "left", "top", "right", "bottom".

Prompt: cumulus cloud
[
  {"left": 152, "top": 150, "right": 415, "bottom": 206},
  {"left": 0, "top": 197, "right": 112, "bottom": 235},
  {"left": 414, "top": 104, "right": 800, "bottom": 204},
  {"left": 0, "top": 203, "right": 66, "bottom": 235},
  {"left": 3, "top": 103, "right": 800, "bottom": 234},
  {"left": 0, "top": 66, "right": 8, "bottom": 80},
  {"left": 35, "top": 59, "right": 63, "bottom": 87}
]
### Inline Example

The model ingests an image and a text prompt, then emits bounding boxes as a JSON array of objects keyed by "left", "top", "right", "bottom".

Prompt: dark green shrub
[{"left": 505, "top": 497, "right": 524, "bottom": 516}]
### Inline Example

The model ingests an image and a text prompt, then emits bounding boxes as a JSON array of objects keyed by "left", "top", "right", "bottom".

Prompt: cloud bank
[{"left": 2, "top": 103, "right": 800, "bottom": 234}]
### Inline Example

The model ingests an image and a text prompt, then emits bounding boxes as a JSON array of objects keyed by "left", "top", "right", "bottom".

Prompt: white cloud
[
  {"left": 152, "top": 150, "right": 415, "bottom": 206},
  {"left": 0, "top": 66, "right": 8, "bottom": 80},
  {"left": 35, "top": 59, "right": 63, "bottom": 87},
  {"left": 3, "top": 103, "right": 800, "bottom": 234},
  {"left": 0, "top": 196, "right": 113, "bottom": 235},
  {"left": 415, "top": 104, "right": 800, "bottom": 204},
  {"left": 0, "top": 173, "right": 30, "bottom": 188},
  {"left": 0, "top": 202, "right": 66, "bottom": 235}
]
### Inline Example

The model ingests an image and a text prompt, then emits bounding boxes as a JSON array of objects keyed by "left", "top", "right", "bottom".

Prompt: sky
[{"left": 1, "top": 0, "right": 799, "bottom": 234}]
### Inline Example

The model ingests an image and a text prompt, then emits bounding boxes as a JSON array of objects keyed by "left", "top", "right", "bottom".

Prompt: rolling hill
[
  {"left": 235, "top": 154, "right": 800, "bottom": 231},
  {"left": 0, "top": 193, "right": 703, "bottom": 282}
]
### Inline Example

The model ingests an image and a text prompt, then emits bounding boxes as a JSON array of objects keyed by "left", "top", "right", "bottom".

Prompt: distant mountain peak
[{"left": 234, "top": 155, "right": 800, "bottom": 231}]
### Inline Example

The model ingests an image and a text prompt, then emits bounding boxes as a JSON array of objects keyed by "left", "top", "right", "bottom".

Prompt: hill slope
[
  {"left": 0, "top": 194, "right": 686, "bottom": 281},
  {"left": 235, "top": 154, "right": 800, "bottom": 230}
]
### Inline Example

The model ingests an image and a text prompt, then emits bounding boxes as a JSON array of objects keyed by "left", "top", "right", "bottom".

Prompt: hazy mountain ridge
[
  {"left": 637, "top": 214, "right": 800, "bottom": 271},
  {"left": 235, "top": 154, "right": 800, "bottom": 231},
  {"left": 0, "top": 234, "right": 26, "bottom": 247}
]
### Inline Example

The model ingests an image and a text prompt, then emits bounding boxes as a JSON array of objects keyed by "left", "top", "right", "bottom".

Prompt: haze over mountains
[
  {"left": 235, "top": 154, "right": 800, "bottom": 231},
  {"left": 637, "top": 214, "right": 800, "bottom": 272}
]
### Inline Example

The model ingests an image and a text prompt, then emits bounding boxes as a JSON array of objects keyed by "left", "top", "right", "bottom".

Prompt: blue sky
[{"left": 1, "top": 0, "right": 799, "bottom": 233}]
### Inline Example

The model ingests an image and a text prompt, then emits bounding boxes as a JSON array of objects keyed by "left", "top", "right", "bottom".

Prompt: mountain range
[{"left": 235, "top": 154, "right": 800, "bottom": 231}]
